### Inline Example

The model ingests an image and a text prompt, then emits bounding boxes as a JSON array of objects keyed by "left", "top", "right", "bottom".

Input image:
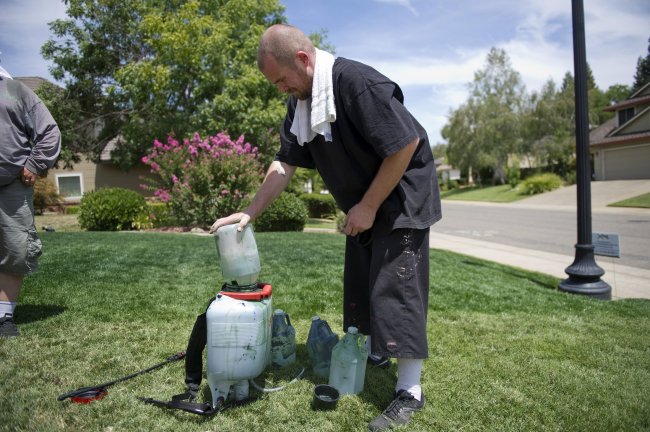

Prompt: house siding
[
  {"left": 48, "top": 161, "right": 154, "bottom": 202},
  {"left": 619, "top": 109, "right": 650, "bottom": 134}
]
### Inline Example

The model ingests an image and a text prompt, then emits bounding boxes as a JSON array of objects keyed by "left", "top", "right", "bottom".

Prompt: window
[
  {"left": 56, "top": 174, "right": 83, "bottom": 200},
  {"left": 618, "top": 107, "right": 635, "bottom": 126}
]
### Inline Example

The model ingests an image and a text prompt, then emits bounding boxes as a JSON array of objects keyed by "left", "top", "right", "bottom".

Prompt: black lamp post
[{"left": 558, "top": 0, "right": 611, "bottom": 300}]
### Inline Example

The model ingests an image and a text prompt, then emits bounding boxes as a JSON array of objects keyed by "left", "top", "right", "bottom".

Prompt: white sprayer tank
[{"left": 206, "top": 285, "right": 272, "bottom": 405}]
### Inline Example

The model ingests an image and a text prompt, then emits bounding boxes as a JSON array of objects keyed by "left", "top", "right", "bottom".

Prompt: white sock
[
  {"left": 365, "top": 335, "right": 382, "bottom": 360},
  {"left": 396, "top": 358, "right": 423, "bottom": 401},
  {"left": 0, "top": 301, "right": 16, "bottom": 318}
]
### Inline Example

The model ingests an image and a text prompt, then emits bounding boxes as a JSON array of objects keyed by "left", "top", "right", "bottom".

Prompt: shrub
[
  {"left": 254, "top": 193, "right": 307, "bottom": 232},
  {"left": 33, "top": 179, "right": 62, "bottom": 214},
  {"left": 521, "top": 173, "right": 564, "bottom": 195},
  {"left": 506, "top": 165, "right": 521, "bottom": 189},
  {"left": 141, "top": 132, "right": 262, "bottom": 227},
  {"left": 300, "top": 193, "right": 337, "bottom": 218},
  {"left": 78, "top": 188, "right": 149, "bottom": 231},
  {"left": 65, "top": 206, "right": 80, "bottom": 215},
  {"left": 147, "top": 202, "right": 178, "bottom": 228}
]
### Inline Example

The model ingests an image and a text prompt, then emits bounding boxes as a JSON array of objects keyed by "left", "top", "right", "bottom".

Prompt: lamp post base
[{"left": 558, "top": 244, "right": 611, "bottom": 300}]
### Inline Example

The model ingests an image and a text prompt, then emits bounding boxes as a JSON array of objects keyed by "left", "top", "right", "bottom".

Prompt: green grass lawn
[
  {"left": 609, "top": 192, "right": 650, "bottom": 209},
  {"left": 440, "top": 184, "right": 528, "bottom": 203},
  {"left": 2, "top": 231, "right": 649, "bottom": 431},
  {"left": 305, "top": 218, "right": 336, "bottom": 230}
]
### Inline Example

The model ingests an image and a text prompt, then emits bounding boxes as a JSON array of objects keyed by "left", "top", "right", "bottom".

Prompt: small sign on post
[{"left": 592, "top": 232, "right": 620, "bottom": 258}]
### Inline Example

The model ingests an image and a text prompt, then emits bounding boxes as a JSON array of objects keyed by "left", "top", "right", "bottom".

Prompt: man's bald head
[{"left": 257, "top": 24, "right": 315, "bottom": 71}]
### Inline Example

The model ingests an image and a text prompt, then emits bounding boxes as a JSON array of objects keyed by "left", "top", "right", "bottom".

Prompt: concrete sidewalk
[
  {"left": 430, "top": 231, "right": 650, "bottom": 300},
  {"left": 432, "top": 180, "right": 650, "bottom": 300}
]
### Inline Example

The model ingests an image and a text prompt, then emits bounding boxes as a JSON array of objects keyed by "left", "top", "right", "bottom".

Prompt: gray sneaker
[
  {"left": 368, "top": 390, "right": 425, "bottom": 431},
  {"left": 367, "top": 355, "right": 391, "bottom": 369},
  {"left": 0, "top": 316, "right": 20, "bottom": 337}
]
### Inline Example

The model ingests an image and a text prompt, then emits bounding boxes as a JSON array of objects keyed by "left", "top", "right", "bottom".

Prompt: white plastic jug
[
  {"left": 328, "top": 326, "right": 368, "bottom": 395},
  {"left": 206, "top": 287, "right": 272, "bottom": 405},
  {"left": 215, "top": 223, "right": 261, "bottom": 286}
]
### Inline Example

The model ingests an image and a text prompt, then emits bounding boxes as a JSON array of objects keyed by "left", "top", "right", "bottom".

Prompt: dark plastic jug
[
  {"left": 271, "top": 309, "right": 296, "bottom": 367},
  {"left": 306, "top": 316, "right": 339, "bottom": 378}
]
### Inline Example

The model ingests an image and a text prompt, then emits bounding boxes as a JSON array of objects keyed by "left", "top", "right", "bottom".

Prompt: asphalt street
[{"left": 433, "top": 201, "right": 650, "bottom": 270}]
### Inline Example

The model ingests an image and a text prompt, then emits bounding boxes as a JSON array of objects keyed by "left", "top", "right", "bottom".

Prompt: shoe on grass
[
  {"left": 0, "top": 316, "right": 20, "bottom": 338},
  {"left": 368, "top": 390, "right": 425, "bottom": 431},
  {"left": 367, "top": 355, "right": 390, "bottom": 369}
]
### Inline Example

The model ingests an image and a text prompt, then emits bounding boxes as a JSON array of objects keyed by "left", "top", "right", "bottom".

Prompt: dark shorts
[
  {"left": 0, "top": 180, "right": 42, "bottom": 275},
  {"left": 343, "top": 227, "right": 430, "bottom": 359}
]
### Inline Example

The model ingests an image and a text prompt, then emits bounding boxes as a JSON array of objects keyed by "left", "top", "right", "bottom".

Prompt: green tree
[
  {"left": 41, "top": 0, "right": 150, "bottom": 164},
  {"left": 432, "top": 143, "right": 447, "bottom": 162},
  {"left": 41, "top": 0, "right": 289, "bottom": 170},
  {"left": 442, "top": 100, "right": 485, "bottom": 184},
  {"left": 445, "top": 48, "right": 527, "bottom": 184},
  {"left": 632, "top": 36, "right": 650, "bottom": 93},
  {"left": 604, "top": 84, "right": 631, "bottom": 105},
  {"left": 521, "top": 77, "right": 574, "bottom": 177},
  {"left": 34, "top": 81, "right": 84, "bottom": 168}
]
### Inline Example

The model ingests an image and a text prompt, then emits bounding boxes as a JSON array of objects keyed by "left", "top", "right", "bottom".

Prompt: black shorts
[{"left": 343, "top": 227, "right": 430, "bottom": 359}]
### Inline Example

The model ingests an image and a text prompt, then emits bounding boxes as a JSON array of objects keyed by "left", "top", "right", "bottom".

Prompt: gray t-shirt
[
  {"left": 0, "top": 78, "right": 61, "bottom": 186},
  {"left": 276, "top": 58, "right": 441, "bottom": 234}
]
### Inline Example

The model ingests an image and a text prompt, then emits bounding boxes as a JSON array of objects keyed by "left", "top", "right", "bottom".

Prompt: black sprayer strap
[
  {"left": 184, "top": 296, "right": 215, "bottom": 389},
  {"left": 184, "top": 312, "right": 207, "bottom": 389}
]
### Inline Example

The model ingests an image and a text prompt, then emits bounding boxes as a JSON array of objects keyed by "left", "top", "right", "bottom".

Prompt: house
[
  {"left": 48, "top": 136, "right": 153, "bottom": 202},
  {"left": 590, "top": 81, "right": 650, "bottom": 180},
  {"left": 16, "top": 76, "right": 153, "bottom": 202}
]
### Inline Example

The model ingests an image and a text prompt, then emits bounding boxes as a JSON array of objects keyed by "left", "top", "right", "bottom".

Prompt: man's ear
[{"left": 295, "top": 51, "right": 310, "bottom": 68}]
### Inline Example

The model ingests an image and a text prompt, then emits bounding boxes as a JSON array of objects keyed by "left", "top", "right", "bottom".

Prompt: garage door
[{"left": 603, "top": 144, "right": 650, "bottom": 180}]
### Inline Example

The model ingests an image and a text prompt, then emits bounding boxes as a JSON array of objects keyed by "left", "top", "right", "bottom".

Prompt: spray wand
[{"left": 57, "top": 351, "right": 186, "bottom": 403}]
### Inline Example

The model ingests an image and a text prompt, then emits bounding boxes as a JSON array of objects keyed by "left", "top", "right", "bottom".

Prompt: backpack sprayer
[
  {"left": 59, "top": 224, "right": 298, "bottom": 416},
  {"left": 141, "top": 223, "right": 275, "bottom": 415}
]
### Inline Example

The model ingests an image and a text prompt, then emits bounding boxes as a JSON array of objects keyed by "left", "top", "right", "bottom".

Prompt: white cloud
[{"left": 373, "top": 0, "right": 419, "bottom": 16}]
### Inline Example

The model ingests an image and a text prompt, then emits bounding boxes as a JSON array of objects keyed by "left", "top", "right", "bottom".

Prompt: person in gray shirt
[{"left": 0, "top": 71, "right": 61, "bottom": 337}]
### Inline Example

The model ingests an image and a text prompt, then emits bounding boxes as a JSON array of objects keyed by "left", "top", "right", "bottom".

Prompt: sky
[{"left": 0, "top": 0, "right": 648, "bottom": 144}]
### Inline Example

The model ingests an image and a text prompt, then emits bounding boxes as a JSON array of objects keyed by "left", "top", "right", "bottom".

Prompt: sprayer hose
[{"left": 249, "top": 366, "right": 305, "bottom": 393}]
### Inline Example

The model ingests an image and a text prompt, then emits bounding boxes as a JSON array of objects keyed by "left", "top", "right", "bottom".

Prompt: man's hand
[
  {"left": 209, "top": 212, "right": 251, "bottom": 234},
  {"left": 20, "top": 167, "right": 37, "bottom": 186},
  {"left": 344, "top": 202, "right": 376, "bottom": 237}
]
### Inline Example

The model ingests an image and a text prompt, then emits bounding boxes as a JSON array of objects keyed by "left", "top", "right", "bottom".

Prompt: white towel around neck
[
  {"left": 0, "top": 65, "right": 12, "bottom": 79},
  {"left": 290, "top": 48, "right": 336, "bottom": 145}
]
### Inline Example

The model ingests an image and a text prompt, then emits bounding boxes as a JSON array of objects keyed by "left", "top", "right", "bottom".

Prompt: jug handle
[{"left": 285, "top": 312, "right": 291, "bottom": 327}]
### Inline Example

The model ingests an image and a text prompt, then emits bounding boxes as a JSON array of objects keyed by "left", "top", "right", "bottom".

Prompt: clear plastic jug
[
  {"left": 215, "top": 223, "right": 261, "bottom": 286},
  {"left": 271, "top": 309, "right": 296, "bottom": 367},
  {"left": 328, "top": 326, "right": 368, "bottom": 395},
  {"left": 306, "top": 316, "right": 339, "bottom": 378}
]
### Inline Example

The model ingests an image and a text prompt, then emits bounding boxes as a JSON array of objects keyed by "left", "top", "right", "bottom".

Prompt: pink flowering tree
[{"left": 141, "top": 132, "right": 262, "bottom": 227}]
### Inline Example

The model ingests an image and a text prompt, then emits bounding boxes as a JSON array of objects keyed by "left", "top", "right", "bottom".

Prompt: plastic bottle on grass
[
  {"left": 271, "top": 309, "right": 296, "bottom": 367},
  {"left": 306, "top": 316, "right": 339, "bottom": 378},
  {"left": 328, "top": 326, "right": 368, "bottom": 395}
]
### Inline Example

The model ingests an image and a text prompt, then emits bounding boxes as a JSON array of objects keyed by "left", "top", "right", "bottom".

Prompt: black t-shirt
[{"left": 276, "top": 57, "right": 441, "bottom": 233}]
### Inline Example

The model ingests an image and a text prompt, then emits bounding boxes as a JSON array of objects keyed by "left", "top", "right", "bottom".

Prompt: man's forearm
[
  {"left": 360, "top": 138, "right": 419, "bottom": 212},
  {"left": 245, "top": 161, "right": 296, "bottom": 219}
]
